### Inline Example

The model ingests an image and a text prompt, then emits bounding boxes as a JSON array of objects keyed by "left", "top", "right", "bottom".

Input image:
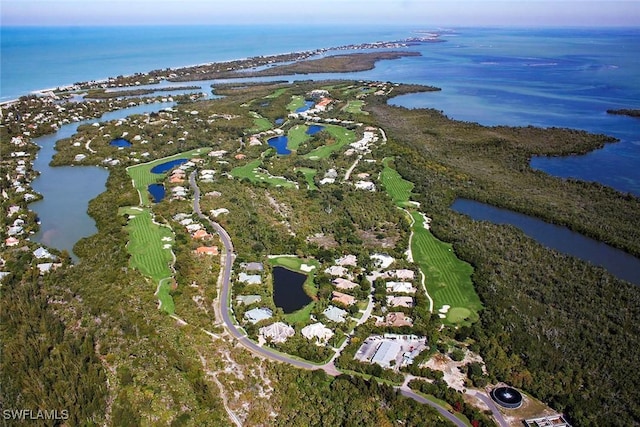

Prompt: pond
[
  {"left": 272, "top": 266, "right": 312, "bottom": 313},
  {"left": 451, "top": 198, "right": 640, "bottom": 285},
  {"left": 267, "top": 135, "right": 291, "bottom": 155},
  {"left": 296, "top": 100, "right": 315, "bottom": 113},
  {"left": 30, "top": 102, "right": 174, "bottom": 261},
  {"left": 148, "top": 184, "right": 165, "bottom": 203},
  {"left": 150, "top": 158, "right": 188, "bottom": 174},
  {"left": 306, "top": 125, "right": 324, "bottom": 135},
  {"left": 275, "top": 118, "right": 284, "bottom": 125},
  {"left": 109, "top": 137, "right": 132, "bottom": 147}
]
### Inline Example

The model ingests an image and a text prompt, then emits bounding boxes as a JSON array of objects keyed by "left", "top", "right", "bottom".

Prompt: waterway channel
[
  {"left": 30, "top": 102, "right": 174, "bottom": 261},
  {"left": 451, "top": 198, "right": 640, "bottom": 286}
]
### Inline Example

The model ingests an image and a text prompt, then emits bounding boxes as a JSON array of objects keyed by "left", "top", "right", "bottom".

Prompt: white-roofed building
[
  {"left": 390, "top": 269, "right": 415, "bottom": 280},
  {"left": 370, "top": 253, "right": 394, "bottom": 269},
  {"left": 259, "top": 322, "right": 295, "bottom": 343},
  {"left": 325, "top": 266, "right": 348, "bottom": 277},
  {"left": 301, "top": 323, "right": 334, "bottom": 345},
  {"left": 238, "top": 273, "right": 262, "bottom": 285},
  {"left": 371, "top": 340, "right": 403, "bottom": 368},
  {"left": 386, "top": 281, "right": 416, "bottom": 294}
]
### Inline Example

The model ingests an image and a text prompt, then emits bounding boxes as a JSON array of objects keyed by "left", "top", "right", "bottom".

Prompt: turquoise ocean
[{"left": 2, "top": 25, "right": 639, "bottom": 194}]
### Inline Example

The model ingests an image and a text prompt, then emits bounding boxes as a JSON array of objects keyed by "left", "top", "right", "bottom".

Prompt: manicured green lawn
[
  {"left": 265, "top": 88, "right": 287, "bottom": 99},
  {"left": 120, "top": 206, "right": 175, "bottom": 314},
  {"left": 380, "top": 159, "right": 481, "bottom": 324},
  {"left": 248, "top": 112, "right": 272, "bottom": 133},
  {"left": 287, "top": 124, "right": 311, "bottom": 150},
  {"left": 284, "top": 302, "right": 316, "bottom": 324},
  {"left": 343, "top": 100, "right": 368, "bottom": 115},
  {"left": 231, "top": 158, "right": 297, "bottom": 188},
  {"left": 296, "top": 167, "right": 318, "bottom": 190},
  {"left": 381, "top": 158, "right": 414, "bottom": 207},
  {"left": 286, "top": 95, "right": 306, "bottom": 112},
  {"left": 410, "top": 211, "right": 481, "bottom": 324},
  {"left": 303, "top": 125, "right": 356, "bottom": 160},
  {"left": 126, "top": 148, "right": 210, "bottom": 206}
]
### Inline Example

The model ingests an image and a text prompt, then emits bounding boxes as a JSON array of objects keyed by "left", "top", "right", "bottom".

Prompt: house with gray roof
[
  {"left": 259, "top": 322, "right": 295, "bottom": 343},
  {"left": 238, "top": 272, "right": 262, "bottom": 285},
  {"left": 323, "top": 305, "right": 348, "bottom": 323},
  {"left": 244, "top": 307, "right": 273, "bottom": 324},
  {"left": 243, "top": 262, "right": 264, "bottom": 272},
  {"left": 33, "top": 247, "right": 53, "bottom": 259},
  {"left": 236, "top": 295, "right": 262, "bottom": 305}
]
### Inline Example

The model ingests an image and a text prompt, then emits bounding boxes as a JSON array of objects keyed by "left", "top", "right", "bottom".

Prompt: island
[{"left": 2, "top": 43, "right": 639, "bottom": 427}]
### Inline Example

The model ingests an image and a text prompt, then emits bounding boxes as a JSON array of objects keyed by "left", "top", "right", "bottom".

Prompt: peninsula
[{"left": 2, "top": 40, "right": 639, "bottom": 427}]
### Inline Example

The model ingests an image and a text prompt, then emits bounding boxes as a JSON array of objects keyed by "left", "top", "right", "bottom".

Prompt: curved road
[
  {"left": 189, "top": 171, "right": 480, "bottom": 427},
  {"left": 190, "top": 172, "right": 319, "bottom": 370}
]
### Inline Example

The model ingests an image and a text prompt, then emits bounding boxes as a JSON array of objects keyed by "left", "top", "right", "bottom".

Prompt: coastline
[{"left": 1, "top": 35, "right": 438, "bottom": 105}]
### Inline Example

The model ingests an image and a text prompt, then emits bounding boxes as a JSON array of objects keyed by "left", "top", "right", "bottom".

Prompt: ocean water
[{"left": 2, "top": 26, "right": 639, "bottom": 195}]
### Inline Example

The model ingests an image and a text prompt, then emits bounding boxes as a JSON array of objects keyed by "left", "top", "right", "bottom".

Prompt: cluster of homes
[
  {"left": 232, "top": 251, "right": 427, "bottom": 368},
  {"left": 172, "top": 212, "right": 218, "bottom": 256}
]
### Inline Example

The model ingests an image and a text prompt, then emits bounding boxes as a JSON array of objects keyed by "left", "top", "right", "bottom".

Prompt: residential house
[
  {"left": 390, "top": 269, "right": 415, "bottom": 280},
  {"left": 5, "top": 237, "right": 19, "bottom": 247},
  {"left": 332, "top": 291, "right": 356, "bottom": 306},
  {"left": 33, "top": 247, "right": 53, "bottom": 259},
  {"left": 335, "top": 254, "right": 357, "bottom": 266},
  {"left": 386, "top": 296, "right": 414, "bottom": 308},
  {"left": 259, "top": 322, "right": 295, "bottom": 343},
  {"left": 242, "top": 262, "right": 264, "bottom": 272},
  {"left": 244, "top": 307, "right": 273, "bottom": 324},
  {"left": 301, "top": 322, "right": 334, "bottom": 344},
  {"left": 323, "top": 305, "right": 348, "bottom": 323},
  {"left": 238, "top": 273, "right": 262, "bottom": 285},
  {"left": 236, "top": 295, "right": 262, "bottom": 305},
  {"left": 333, "top": 277, "right": 359, "bottom": 290},
  {"left": 192, "top": 229, "right": 211, "bottom": 240},
  {"left": 377, "top": 312, "right": 413, "bottom": 327},
  {"left": 386, "top": 281, "right": 416, "bottom": 294},
  {"left": 325, "top": 266, "right": 348, "bottom": 277},
  {"left": 195, "top": 246, "right": 219, "bottom": 256}
]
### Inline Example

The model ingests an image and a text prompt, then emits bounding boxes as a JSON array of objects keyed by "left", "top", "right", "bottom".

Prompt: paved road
[
  {"left": 467, "top": 389, "right": 509, "bottom": 427},
  {"left": 189, "top": 172, "right": 320, "bottom": 371},
  {"left": 189, "top": 171, "right": 492, "bottom": 426},
  {"left": 397, "top": 385, "right": 468, "bottom": 427}
]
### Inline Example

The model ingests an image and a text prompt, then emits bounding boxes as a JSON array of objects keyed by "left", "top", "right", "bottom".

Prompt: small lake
[
  {"left": 296, "top": 100, "right": 315, "bottom": 113},
  {"left": 110, "top": 137, "right": 132, "bottom": 147},
  {"left": 275, "top": 118, "right": 284, "bottom": 125},
  {"left": 306, "top": 125, "right": 324, "bottom": 135},
  {"left": 272, "top": 266, "right": 312, "bottom": 313},
  {"left": 451, "top": 198, "right": 640, "bottom": 285},
  {"left": 148, "top": 184, "right": 165, "bottom": 203},
  {"left": 150, "top": 158, "right": 188, "bottom": 174},
  {"left": 267, "top": 135, "right": 291, "bottom": 155}
]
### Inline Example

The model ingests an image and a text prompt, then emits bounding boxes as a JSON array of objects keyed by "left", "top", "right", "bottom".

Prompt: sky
[{"left": 2, "top": 0, "right": 639, "bottom": 27}]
